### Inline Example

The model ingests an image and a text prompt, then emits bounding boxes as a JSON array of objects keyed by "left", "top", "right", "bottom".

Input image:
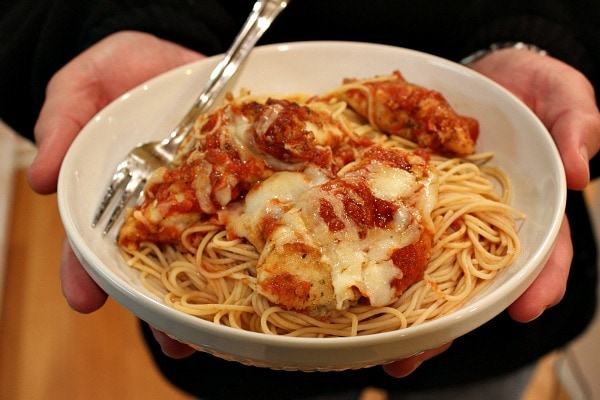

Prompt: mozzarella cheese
[
  {"left": 221, "top": 146, "right": 438, "bottom": 316},
  {"left": 121, "top": 93, "right": 441, "bottom": 318}
]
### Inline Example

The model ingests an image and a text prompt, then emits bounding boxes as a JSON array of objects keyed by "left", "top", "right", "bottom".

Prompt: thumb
[{"left": 29, "top": 70, "right": 103, "bottom": 194}]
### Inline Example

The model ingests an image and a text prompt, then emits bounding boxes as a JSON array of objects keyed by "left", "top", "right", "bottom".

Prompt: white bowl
[{"left": 57, "top": 41, "right": 566, "bottom": 371}]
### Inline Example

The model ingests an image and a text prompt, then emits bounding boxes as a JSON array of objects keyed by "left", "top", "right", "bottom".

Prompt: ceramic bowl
[{"left": 58, "top": 41, "right": 566, "bottom": 371}]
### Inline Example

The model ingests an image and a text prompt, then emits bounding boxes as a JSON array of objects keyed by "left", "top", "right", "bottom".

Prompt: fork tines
[{"left": 92, "top": 167, "right": 144, "bottom": 235}]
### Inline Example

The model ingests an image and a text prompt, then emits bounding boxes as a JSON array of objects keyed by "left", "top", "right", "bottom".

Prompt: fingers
[
  {"left": 149, "top": 326, "right": 196, "bottom": 359},
  {"left": 61, "top": 236, "right": 194, "bottom": 359},
  {"left": 382, "top": 342, "right": 452, "bottom": 378},
  {"left": 508, "top": 216, "right": 572, "bottom": 322},
  {"left": 60, "top": 237, "right": 108, "bottom": 313},
  {"left": 28, "top": 31, "right": 204, "bottom": 195},
  {"left": 29, "top": 72, "right": 99, "bottom": 194},
  {"left": 471, "top": 50, "right": 600, "bottom": 190},
  {"left": 539, "top": 65, "right": 600, "bottom": 190},
  {"left": 551, "top": 107, "right": 600, "bottom": 190}
]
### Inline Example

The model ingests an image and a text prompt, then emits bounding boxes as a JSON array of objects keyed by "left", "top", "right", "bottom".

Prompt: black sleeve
[{"left": 458, "top": 0, "right": 600, "bottom": 79}]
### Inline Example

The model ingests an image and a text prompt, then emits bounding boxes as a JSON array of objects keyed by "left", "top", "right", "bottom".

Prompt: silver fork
[{"left": 92, "top": 0, "right": 290, "bottom": 234}]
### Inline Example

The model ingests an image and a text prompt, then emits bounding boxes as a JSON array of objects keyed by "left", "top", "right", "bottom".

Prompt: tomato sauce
[
  {"left": 320, "top": 178, "right": 398, "bottom": 232},
  {"left": 391, "top": 230, "right": 432, "bottom": 293}
]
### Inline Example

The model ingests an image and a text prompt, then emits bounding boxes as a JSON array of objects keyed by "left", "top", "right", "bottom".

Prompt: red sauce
[
  {"left": 259, "top": 206, "right": 283, "bottom": 243},
  {"left": 250, "top": 99, "right": 335, "bottom": 169},
  {"left": 413, "top": 148, "right": 431, "bottom": 162},
  {"left": 464, "top": 116, "right": 480, "bottom": 141},
  {"left": 148, "top": 162, "right": 200, "bottom": 217},
  {"left": 390, "top": 230, "right": 432, "bottom": 293},
  {"left": 361, "top": 146, "right": 413, "bottom": 171},
  {"left": 346, "top": 71, "right": 478, "bottom": 156},
  {"left": 320, "top": 178, "right": 398, "bottom": 233},
  {"left": 319, "top": 198, "right": 345, "bottom": 232}
]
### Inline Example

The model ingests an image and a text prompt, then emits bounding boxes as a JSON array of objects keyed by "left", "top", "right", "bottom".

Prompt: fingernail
[{"left": 580, "top": 146, "right": 590, "bottom": 178}]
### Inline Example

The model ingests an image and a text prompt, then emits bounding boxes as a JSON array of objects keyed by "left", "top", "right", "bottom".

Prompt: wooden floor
[
  {"left": 0, "top": 168, "right": 570, "bottom": 400},
  {"left": 0, "top": 170, "right": 193, "bottom": 400}
]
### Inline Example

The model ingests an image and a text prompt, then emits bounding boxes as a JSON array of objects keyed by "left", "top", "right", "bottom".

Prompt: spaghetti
[{"left": 118, "top": 73, "right": 523, "bottom": 338}]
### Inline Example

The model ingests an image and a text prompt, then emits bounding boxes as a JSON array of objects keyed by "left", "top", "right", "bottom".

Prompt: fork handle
[{"left": 160, "top": 0, "right": 291, "bottom": 157}]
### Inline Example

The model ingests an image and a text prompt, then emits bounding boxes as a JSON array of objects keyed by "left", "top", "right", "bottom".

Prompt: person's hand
[
  {"left": 29, "top": 31, "right": 204, "bottom": 194},
  {"left": 472, "top": 48, "right": 599, "bottom": 191},
  {"left": 470, "top": 49, "right": 600, "bottom": 321},
  {"left": 383, "top": 49, "right": 600, "bottom": 378},
  {"left": 29, "top": 31, "right": 204, "bottom": 355}
]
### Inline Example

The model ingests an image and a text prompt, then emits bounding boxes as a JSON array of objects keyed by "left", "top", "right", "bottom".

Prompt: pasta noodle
[{"left": 119, "top": 75, "right": 524, "bottom": 338}]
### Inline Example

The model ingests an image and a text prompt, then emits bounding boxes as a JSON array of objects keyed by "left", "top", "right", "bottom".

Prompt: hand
[
  {"left": 471, "top": 48, "right": 600, "bottom": 191},
  {"left": 29, "top": 31, "right": 204, "bottom": 194},
  {"left": 470, "top": 49, "right": 600, "bottom": 321},
  {"left": 383, "top": 49, "right": 600, "bottom": 377},
  {"left": 29, "top": 31, "right": 204, "bottom": 351}
]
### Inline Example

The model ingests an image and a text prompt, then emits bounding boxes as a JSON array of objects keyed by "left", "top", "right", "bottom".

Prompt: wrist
[{"left": 460, "top": 42, "right": 548, "bottom": 66}]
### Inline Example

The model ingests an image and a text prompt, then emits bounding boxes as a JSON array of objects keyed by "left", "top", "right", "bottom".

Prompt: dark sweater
[{"left": 1, "top": 1, "right": 597, "bottom": 398}]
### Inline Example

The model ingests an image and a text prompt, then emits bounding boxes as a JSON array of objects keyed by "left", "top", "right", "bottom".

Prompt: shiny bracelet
[{"left": 460, "top": 41, "right": 548, "bottom": 65}]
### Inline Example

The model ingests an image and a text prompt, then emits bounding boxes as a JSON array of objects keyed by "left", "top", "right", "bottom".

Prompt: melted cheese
[
  {"left": 120, "top": 94, "right": 441, "bottom": 317},
  {"left": 221, "top": 167, "right": 329, "bottom": 251},
  {"left": 366, "top": 163, "right": 417, "bottom": 201},
  {"left": 298, "top": 170, "right": 422, "bottom": 309},
  {"left": 222, "top": 147, "right": 438, "bottom": 315}
]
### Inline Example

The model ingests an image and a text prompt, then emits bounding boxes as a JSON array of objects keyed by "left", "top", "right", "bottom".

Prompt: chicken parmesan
[
  {"left": 118, "top": 72, "right": 522, "bottom": 337},
  {"left": 219, "top": 146, "right": 437, "bottom": 318},
  {"left": 329, "top": 71, "right": 479, "bottom": 157}
]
